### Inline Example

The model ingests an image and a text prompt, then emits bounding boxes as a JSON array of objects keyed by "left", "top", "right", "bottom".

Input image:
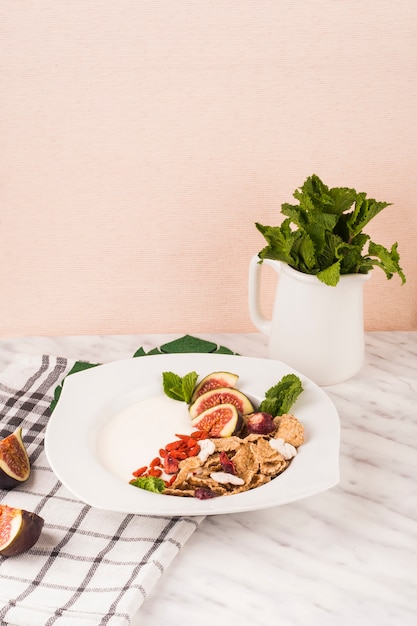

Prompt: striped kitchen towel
[{"left": 0, "top": 336, "right": 233, "bottom": 625}]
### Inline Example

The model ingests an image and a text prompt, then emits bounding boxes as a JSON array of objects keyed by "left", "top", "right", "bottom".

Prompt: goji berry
[
  {"left": 187, "top": 445, "right": 200, "bottom": 457},
  {"left": 191, "top": 430, "right": 208, "bottom": 440},
  {"left": 148, "top": 467, "right": 162, "bottom": 477},
  {"left": 170, "top": 450, "right": 187, "bottom": 460},
  {"left": 150, "top": 456, "right": 161, "bottom": 467},
  {"left": 132, "top": 466, "right": 148, "bottom": 477},
  {"left": 165, "top": 440, "right": 183, "bottom": 451}
]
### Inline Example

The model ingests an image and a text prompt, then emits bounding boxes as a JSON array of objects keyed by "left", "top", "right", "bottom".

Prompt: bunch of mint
[{"left": 256, "top": 174, "right": 406, "bottom": 286}]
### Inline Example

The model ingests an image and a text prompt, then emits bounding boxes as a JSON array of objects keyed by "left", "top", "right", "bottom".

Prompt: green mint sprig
[
  {"left": 162, "top": 371, "right": 199, "bottom": 403},
  {"left": 256, "top": 174, "right": 406, "bottom": 286},
  {"left": 259, "top": 374, "right": 303, "bottom": 417}
]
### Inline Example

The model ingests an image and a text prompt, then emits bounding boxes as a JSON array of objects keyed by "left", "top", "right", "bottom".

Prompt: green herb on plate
[
  {"left": 162, "top": 371, "right": 199, "bottom": 403},
  {"left": 130, "top": 476, "right": 166, "bottom": 493},
  {"left": 259, "top": 374, "right": 303, "bottom": 417}
]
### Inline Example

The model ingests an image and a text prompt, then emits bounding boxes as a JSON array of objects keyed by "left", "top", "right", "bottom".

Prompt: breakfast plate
[{"left": 44, "top": 353, "right": 340, "bottom": 516}]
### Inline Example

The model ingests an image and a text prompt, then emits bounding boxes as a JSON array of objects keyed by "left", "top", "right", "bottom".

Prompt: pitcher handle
[{"left": 248, "top": 254, "right": 280, "bottom": 335}]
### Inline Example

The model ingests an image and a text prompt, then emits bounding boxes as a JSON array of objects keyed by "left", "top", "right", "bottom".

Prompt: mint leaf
[
  {"left": 130, "top": 476, "right": 165, "bottom": 493},
  {"left": 162, "top": 371, "right": 184, "bottom": 401},
  {"left": 367, "top": 241, "right": 406, "bottom": 284},
  {"left": 255, "top": 174, "right": 406, "bottom": 285},
  {"left": 317, "top": 261, "right": 341, "bottom": 286},
  {"left": 181, "top": 371, "right": 199, "bottom": 403},
  {"left": 345, "top": 194, "right": 391, "bottom": 239},
  {"left": 162, "top": 370, "right": 199, "bottom": 402},
  {"left": 259, "top": 374, "right": 303, "bottom": 417},
  {"left": 256, "top": 221, "right": 297, "bottom": 266}
]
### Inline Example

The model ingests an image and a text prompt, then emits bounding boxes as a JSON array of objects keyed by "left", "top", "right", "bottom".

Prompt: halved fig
[
  {"left": 245, "top": 412, "right": 276, "bottom": 435},
  {"left": 191, "top": 403, "right": 243, "bottom": 437},
  {"left": 0, "top": 504, "right": 44, "bottom": 557},
  {"left": 191, "top": 371, "right": 239, "bottom": 403},
  {"left": 0, "top": 427, "right": 31, "bottom": 490},
  {"left": 189, "top": 387, "right": 255, "bottom": 419}
]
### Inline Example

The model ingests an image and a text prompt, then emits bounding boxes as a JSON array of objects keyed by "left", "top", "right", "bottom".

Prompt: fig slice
[
  {"left": 0, "top": 504, "right": 44, "bottom": 557},
  {"left": 0, "top": 427, "right": 31, "bottom": 490},
  {"left": 190, "top": 371, "right": 239, "bottom": 403},
  {"left": 189, "top": 387, "right": 255, "bottom": 419},
  {"left": 191, "top": 403, "right": 243, "bottom": 437}
]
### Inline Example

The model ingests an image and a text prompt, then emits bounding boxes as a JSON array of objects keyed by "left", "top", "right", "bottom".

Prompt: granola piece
[
  {"left": 274, "top": 414, "right": 305, "bottom": 447},
  {"left": 251, "top": 437, "right": 287, "bottom": 476},
  {"left": 163, "top": 487, "right": 196, "bottom": 497},
  {"left": 172, "top": 456, "right": 202, "bottom": 488},
  {"left": 213, "top": 436, "right": 243, "bottom": 453},
  {"left": 188, "top": 475, "right": 228, "bottom": 494},
  {"left": 247, "top": 473, "right": 272, "bottom": 489},
  {"left": 230, "top": 442, "right": 258, "bottom": 484},
  {"left": 204, "top": 453, "right": 222, "bottom": 472},
  {"left": 226, "top": 472, "right": 272, "bottom": 495},
  {"left": 244, "top": 433, "right": 271, "bottom": 443}
]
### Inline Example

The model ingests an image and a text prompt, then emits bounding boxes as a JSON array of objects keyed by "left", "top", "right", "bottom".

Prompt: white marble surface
[{"left": 0, "top": 331, "right": 416, "bottom": 626}]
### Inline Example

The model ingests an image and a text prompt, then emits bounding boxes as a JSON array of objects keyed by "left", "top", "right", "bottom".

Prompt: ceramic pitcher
[{"left": 248, "top": 255, "right": 371, "bottom": 386}]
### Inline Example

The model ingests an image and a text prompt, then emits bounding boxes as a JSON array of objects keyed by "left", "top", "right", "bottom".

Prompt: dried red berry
[
  {"left": 219, "top": 451, "right": 235, "bottom": 474},
  {"left": 164, "top": 454, "right": 179, "bottom": 475},
  {"left": 194, "top": 487, "right": 219, "bottom": 500}
]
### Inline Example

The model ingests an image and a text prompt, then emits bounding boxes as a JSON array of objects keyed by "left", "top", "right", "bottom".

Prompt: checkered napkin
[{"left": 0, "top": 337, "right": 234, "bottom": 625}]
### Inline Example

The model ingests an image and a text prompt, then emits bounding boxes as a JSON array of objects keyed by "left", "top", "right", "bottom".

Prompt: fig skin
[
  {"left": 245, "top": 412, "right": 276, "bottom": 435},
  {"left": 0, "top": 505, "right": 44, "bottom": 557},
  {"left": 191, "top": 371, "right": 239, "bottom": 403},
  {"left": 0, "top": 427, "right": 31, "bottom": 490},
  {"left": 189, "top": 387, "right": 254, "bottom": 419}
]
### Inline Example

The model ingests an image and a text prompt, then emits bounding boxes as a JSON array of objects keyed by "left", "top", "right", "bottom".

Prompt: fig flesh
[
  {"left": 189, "top": 387, "right": 254, "bottom": 419},
  {"left": 191, "top": 371, "right": 239, "bottom": 403},
  {"left": 0, "top": 427, "right": 31, "bottom": 490},
  {"left": 0, "top": 504, "right": 44, "bottom": 557},
  {"left": 191, "top": 403, "right": 243, "bottom": 437},
  {"left": 245, "top": 412, "right": 276, "bottom": 435}
]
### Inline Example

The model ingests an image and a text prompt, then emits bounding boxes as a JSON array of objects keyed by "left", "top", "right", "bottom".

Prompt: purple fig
[
  {"left": 0, "top": 427, "right": 31, "bottom": 490},
  {"left": 245, "top": 412, "right": 276, "bottom": 435},
  {"left": 189, "top": 387, "right": 254, "bottom": 419},
  {"left": 0, "top": 505, "right": 44, "bottom": 557}
]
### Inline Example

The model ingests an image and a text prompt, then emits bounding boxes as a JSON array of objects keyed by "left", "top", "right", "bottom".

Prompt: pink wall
[{"left": 1, "top": 1, "right": 416, "bottom": 336}]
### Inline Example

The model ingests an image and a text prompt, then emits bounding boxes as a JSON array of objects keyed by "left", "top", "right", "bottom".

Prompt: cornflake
[{"left": 163, "top": 414, "right": 304, "bottom": 498}]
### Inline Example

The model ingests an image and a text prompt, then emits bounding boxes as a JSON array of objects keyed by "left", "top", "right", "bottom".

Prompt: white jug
[{"left": 248, "top": 255, "right": 371, "bottom": 385}]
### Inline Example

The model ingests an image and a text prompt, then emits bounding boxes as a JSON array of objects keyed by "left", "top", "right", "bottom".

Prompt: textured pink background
[{"left": 1, "top": 1, "right": 416, "bottom": 336}]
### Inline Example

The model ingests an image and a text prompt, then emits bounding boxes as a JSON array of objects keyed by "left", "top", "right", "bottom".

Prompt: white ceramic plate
[{"left": 45, "top": 353, "right": 340, "bottom": 516}]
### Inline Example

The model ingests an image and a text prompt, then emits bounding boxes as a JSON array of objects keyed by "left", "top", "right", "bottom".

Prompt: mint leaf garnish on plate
[
  {"left": 259, "top": 374, "right": 303, "bottom": 416},
  {"left": 130, "top": 476, "right": 166, "bottom": 493},
  {"left": 162, "top": 371, "right": 199, "bottom": 403}
]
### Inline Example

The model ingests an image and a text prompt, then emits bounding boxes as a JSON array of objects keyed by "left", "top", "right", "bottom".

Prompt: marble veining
[{"left": 0, "top": 331, "right": 416, "bottom": 626}]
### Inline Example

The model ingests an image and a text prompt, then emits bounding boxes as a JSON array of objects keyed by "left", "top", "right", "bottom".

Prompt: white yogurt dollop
[
  {"left": 210, "top": 471, "right": 245, "bottom": 486},
  {"left": 197, "top": 438, "right": 216, "bottom": 463},
  {"left": 269, "top": 437, "right": 297, "bottom": 460}
]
